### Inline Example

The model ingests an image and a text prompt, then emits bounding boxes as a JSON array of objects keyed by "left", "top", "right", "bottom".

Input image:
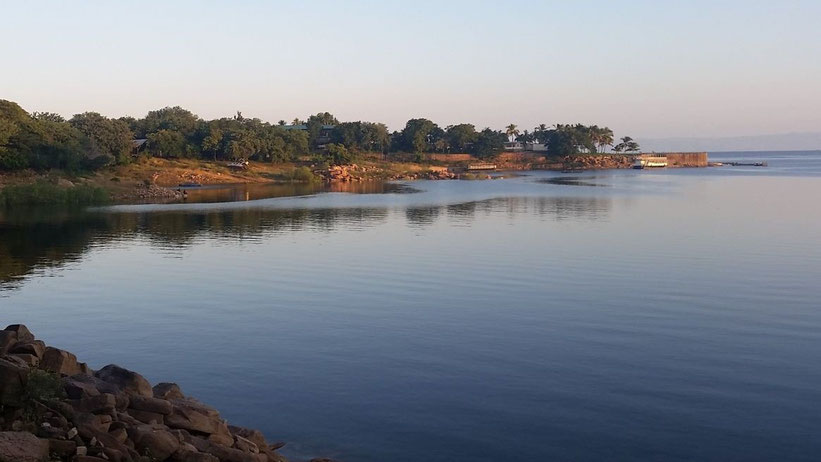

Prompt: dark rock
[
  {"left": 171, "top": 448, "right": 220, "bottom": 462},
  {"left": 4, "top": 324, "right": 34, "bottom": 343},
  {"left": 109, "top": 426, "right": 128, "bottom": 444},
  {"left": 74, "top": 456, "right": 108, "bottom": 462},
  {"left": 207, "top": 422, "right": 234, "bottom": 447},
  {"left": 0, "top": 431, "right": 50, "bottom": 462},
  {"left": 73, "top": 412, "right": 112, "bottom": 438},
  {"left": 153, "top": 383, "right": 184, "bottom": 400},
  {"left": 95, "top": 365, "right": 153, "bottom": 397},
  {"left": 129, "top": 395, "right": 173, "bottom": 415},
  {"left": 48, "top": 438, "right": 77, "bottom": 456},
  {"left": 0, "top": 356, "right": 29, "bottom": 406},
  {"left": 128, "top": 408, "right": 165, "bottom": 425},
  {"left": 0, "top": 331, "right": 17, "bottom": 354},
  {"left": 70, "top": 393, "right": 117, "bottom": 414},
  {"left": 128, "top": 424, "right": 181, "bottom": 461},
  {"left": 41, "top": 347, "right": 84, "bottom": 376},
  {"left": 166, "top": 402, "right": 222, "bottom": 434},
  {"left": 204, "top": 443, "right": 260, "bottom": 462}
]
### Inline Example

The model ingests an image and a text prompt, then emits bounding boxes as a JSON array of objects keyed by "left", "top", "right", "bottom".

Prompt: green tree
[
  {"left": 69, "top": 112, "right": 133, "bottom": 165},
  {"left": 147, "top": 129, "right": 187, "bottom": 158},
  {"left": 471, "top": 128, "right": 506, "bottom": 158},
  {"left": 445, "top": 124, "right": 478, "bottom": 152},
  {"left": 400, "top": 118, "right": 440, "bottom": 153},
  {"left": 612, "top": 136, "right": 640, "bottom": 152}
]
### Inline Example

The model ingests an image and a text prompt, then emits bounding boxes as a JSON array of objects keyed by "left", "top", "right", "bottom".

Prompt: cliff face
[{"left": 0, "top": 324, "right": 291, "bottom": 462}]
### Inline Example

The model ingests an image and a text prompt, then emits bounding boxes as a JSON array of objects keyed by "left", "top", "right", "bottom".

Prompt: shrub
[
  {"left": 290, "top": 166, "right": 318, "bottom": 183},
  {"left": 0, "top": 181, "right": 111, "bottom": 207}
]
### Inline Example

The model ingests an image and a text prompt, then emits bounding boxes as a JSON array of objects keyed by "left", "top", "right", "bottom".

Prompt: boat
[
  {"left": 178, "top": 182, "right": 202, "bottom": 187},
  {"left": 633, "top": 157, "right": 668, "bottom": 169}
]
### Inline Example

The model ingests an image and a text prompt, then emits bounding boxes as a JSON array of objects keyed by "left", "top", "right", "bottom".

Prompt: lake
[{"left": 2, "top": 151, "right": 821, "bottom": 461}]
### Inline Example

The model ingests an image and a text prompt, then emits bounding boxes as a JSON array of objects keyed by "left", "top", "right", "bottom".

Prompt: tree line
[{"left": 1, "top": 99, "right": 640, "bottom": 172}]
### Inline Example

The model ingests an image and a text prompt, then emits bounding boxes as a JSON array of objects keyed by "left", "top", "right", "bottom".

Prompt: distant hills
[{"left": 637, "top": 132, "right": 821, "bottom": 152}]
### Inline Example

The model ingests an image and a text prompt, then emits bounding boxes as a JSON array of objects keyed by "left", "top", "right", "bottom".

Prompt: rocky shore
[{"left": 0, "top": 324, "right": 301, "bottom": 462}]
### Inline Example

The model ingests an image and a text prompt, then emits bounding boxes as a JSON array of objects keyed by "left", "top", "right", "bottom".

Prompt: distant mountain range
[{"left": 637, "top": 132, "right": 821, "bottom": 152}]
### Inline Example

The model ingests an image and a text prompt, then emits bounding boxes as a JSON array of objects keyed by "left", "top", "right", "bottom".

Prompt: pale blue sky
[{"left": 1, "top": 0, "right": 819, "bottom": 138}]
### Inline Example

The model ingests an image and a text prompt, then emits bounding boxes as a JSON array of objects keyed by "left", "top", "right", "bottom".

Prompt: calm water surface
[{"left": 2, "top": 151, "right": 821, "bottom": 461}]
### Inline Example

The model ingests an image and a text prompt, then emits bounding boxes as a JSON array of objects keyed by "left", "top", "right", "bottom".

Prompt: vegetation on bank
[
  {"left": 0, "top": 181, "right": 110, "bottom": 207},
  {"left": 1, "top": 98, "right": 640, "bottom": 177}
]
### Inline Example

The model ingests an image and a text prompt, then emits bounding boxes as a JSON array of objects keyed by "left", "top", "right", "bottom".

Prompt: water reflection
[
  {"left": 0, "top": 195, "right": 613, "bottom": 291},
  {"left": 176, "top": 181, "right": 417, "bottom": 204}
]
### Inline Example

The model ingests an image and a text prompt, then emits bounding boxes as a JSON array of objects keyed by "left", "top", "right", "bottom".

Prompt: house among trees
[{"left": 131, "top": 138, "right": 148, "bottom": 155}]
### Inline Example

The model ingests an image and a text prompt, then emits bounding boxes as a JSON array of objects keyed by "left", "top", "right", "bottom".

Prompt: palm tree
[{"left": 505, "top": 124, "right": 520, "bottom": 142}]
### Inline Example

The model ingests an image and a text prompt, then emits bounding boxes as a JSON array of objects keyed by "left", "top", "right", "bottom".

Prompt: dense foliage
[{"left": 0, "top": 98, "right": 639, "bottom": 171}]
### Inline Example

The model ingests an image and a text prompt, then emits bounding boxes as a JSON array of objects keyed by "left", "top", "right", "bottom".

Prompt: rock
[
  {"left": 0, "top": 331, "right": 17, "bottom": 354},
  {"left": 0, "top": 356, "right": 29, "bottom": 406},
  {"left": 128, "top": 408, "right": 165, "bottom": 425},
  {"left": 129, "top": 395, "right": 173, "bottom": 415},
  {"left": 71, "top": 393, "right": 117, "bottom": 414},
  {"left": 3, "top": 325, "right": 34, "bottom": 343},
  {"left": 95, "top": 365, "right": 153, "bottom": 397},
  {"left": 109, "top": 427, "right": 128, "bottom": 444},
  {"left": 171, "top": 448, "right": 219, "bottom": 462},
  {"left": 8, "top": 353, "right": 39, "bottom": 367},
  {"left": 73, "top": 412, "right": 112, "bottom": 438},
  {"left": 0, "top": 431, "right": 50, "bottom": 462},
  {"left": 49, "top": 438, "right": 77, "bottom": 456},
  {"left": 41, "top": 347, "right": 84, "bottom": 376},
  {"left": 128, "top": 425, "right": 180, "bottom": 461},
  {"left": 165, "top": 401, "right": 223, "bottom": 434},
  {"left": 153, "top": 383, "right": 184, "bottom": 400},
  {"left": 234, "top": 435, "right": 260, "bottom": 454},
  {"left": 207, "top": 421, "right": 234, "bottom": 446},
  {"left": 74, "top": 456, "right": 107, "bottom": 462},
  {"left": 228, "top": 426, "right": 268, "bottom": 449},
  {"left": 9, "top": 340, "right": 45, "bottom": 358},
  {"left": 204, "top": 443, "right": 259, "bottom": 462}
]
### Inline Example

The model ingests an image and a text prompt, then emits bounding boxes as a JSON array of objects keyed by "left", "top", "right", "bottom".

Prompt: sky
[{"left": 1, "top": 0, "right": 820, "bottom": 139}]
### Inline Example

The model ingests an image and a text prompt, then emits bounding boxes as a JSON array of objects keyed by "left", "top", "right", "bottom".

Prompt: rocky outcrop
[{"left": 0, "top": 324, "right": 290, "bottom": 462}]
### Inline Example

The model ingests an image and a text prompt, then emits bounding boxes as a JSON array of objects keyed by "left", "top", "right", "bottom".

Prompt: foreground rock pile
[{"left": 0, "top": 324, "right": 289, "bottom": 462}]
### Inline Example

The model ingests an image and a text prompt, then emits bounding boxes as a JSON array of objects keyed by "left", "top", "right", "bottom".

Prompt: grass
[{"left": 0, "top": 180, "right": 110, "bottom": 207}]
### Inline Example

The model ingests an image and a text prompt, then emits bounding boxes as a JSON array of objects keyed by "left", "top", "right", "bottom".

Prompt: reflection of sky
[{"left": 3, "top": 164, "right": 821, "bottom": 462}]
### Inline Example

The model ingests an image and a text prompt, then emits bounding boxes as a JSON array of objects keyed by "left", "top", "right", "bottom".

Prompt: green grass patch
[{"left": 0, "top": 181, "right": 111, "bottom": 207}]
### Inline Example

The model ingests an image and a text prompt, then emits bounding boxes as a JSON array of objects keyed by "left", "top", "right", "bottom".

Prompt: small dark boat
[{"left": 178, "top": 182, "right": 202, "bottom": 187}]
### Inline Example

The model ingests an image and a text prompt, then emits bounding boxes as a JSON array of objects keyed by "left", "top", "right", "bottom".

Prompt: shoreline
[
  {"left": 0, "top": 324, "right": 304, "bottom": 462},
  {"left": 0, "top": 155, "right": 643, "bottom": 206}
]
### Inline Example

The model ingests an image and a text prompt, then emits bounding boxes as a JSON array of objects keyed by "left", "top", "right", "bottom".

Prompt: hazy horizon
[{"left": 2, "top": 1, "right": 819, "bottom": 139}]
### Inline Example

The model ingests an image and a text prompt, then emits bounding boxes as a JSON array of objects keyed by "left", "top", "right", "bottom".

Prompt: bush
[
  {"left": 290, "top": 166, "right": 318, "bottom": 183},
  {"left": 24, "top": 369, "right": 65, "bottom": 403}
]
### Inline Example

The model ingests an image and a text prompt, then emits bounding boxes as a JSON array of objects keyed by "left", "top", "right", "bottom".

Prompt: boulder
[
  {"left": 41, "top": 347, "right": 84, "bottom": 376},
  {"left": 207, "top": 422, "right": 234, "bottom": 447},
  {"left": 166, "top": 401, "right": 223, "bottom": 434},
  {"left": 129, "top": 395, "right": 173, "bottom": 415},
  {"left": 9, "top": 340, "right": 45, "bottom": 358},
  {"left": 48, "top": 437, "right": 77, "bottom": 457},
  {"left": 0, "top": 431, "right": 49, "bottom": 462},
  {"left": 228, "top": 425, "right": 267, "bottom": 448},
  {"left": 128, "top": 408, "right": 165, "bottom": 425},
  {"left": 128, "top": 425, "right": 181, "bottom": 461},
  {"left": 0, "top": 331, "right": 17, "bottom": 354},
  {"left": 204, "top": 443, "right": 260, "bottom": 462},
  {"left": 8, "top": 353, "right": 39, "bottom": 367},
  {"left": 171, "top": 448, "right": 220, "bottom": 462},
  {"left": 70, "top": 393, "right": 117, "bottom": 414},
  {"left": 0, "top": 356, "right": 29, "bottom": 406},
  {"left": 4, "top": 324, "right": 34, "bottom": 343},
  {"left": 153, "top": 382, "right": 184, "bottom": 400},
  {"left": 95, "top": 365, "right": 153, "bottom": 397}
]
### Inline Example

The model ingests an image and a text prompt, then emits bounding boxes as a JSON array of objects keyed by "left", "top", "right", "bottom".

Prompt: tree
[
  {"left": 471, "top": 128, "right": 506, "bottom": 158},
  {"left": 400, "top": 118, "right": 440, "bottom": 153},
  {"left": 69, "top": 112, "right": 133, "bottom": 165},
  {"left": 445, "top": 124, "right": 477, "bottom": 152},
  {"left": 326, "top": 143, "right": 356, "bottom": 165},
  {"left": 612, "top": 136, "right": 640, "bottom": 153},
  {"left": 505, "top": 124, "right": 520, "bottom": 142},
  {"left": 147, "top": 129, "right": 187, "bottom": 158},
  {"left": 306, "top": 112, "right": 339, "bottom": 148}
]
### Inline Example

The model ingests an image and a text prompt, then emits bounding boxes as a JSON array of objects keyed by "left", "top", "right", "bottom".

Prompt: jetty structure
[{"left": 633, "top": 152, "right": 709, "bottom": 169}]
